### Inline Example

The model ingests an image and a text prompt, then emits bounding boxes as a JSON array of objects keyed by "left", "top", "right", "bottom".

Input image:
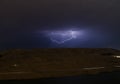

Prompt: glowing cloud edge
[{"left": 49, "top": 30, "right": 80, "bottom": 44}]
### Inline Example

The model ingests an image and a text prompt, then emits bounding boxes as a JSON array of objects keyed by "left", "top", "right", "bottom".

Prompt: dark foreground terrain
[
  {"left": 0, "top": 71, "right": 120, "bottom": 84},
  {"left": 0, "top": 48, "right": 120, "bottom": 80}
]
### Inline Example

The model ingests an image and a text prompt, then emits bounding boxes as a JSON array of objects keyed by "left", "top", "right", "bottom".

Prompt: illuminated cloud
[{"left": 47, "top": 30, "right": 83, "bottom": 44}]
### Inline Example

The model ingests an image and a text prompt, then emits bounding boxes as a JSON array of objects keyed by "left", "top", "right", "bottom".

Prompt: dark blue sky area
[{"left": 0, "top": 0, "right": 120, "bottom": 50}]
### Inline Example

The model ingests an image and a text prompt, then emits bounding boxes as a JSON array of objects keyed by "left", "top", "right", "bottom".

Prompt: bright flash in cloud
[{"left": 47, "top": 30, "right": 82, "bottom": 44}]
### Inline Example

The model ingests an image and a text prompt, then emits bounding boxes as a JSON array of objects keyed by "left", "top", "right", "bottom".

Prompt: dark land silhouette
[{"left": 0, "top": 48, "right": 120, "bottom": 80}]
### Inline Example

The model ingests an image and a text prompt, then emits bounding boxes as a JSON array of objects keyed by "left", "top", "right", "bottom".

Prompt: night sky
[{"left": 0, "top": 0, "right": 120, "bottom": 50}]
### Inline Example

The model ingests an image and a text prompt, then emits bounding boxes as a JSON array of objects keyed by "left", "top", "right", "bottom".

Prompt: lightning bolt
[{"left": 50, "top": 30, "right": 78, "bottom": 44}]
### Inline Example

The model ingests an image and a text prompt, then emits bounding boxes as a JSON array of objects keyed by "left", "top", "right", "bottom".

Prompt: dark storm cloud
[{"left": 0, "top": 0, "right": 120, "bottom": 31}]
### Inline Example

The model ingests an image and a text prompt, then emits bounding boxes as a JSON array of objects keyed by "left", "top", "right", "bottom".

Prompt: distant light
[
  {"left": 113, "top": 56, "right": 120, "bottom": 58},
  {"left": 12, "top": 64, "right": 18, "bottom": 67}
]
